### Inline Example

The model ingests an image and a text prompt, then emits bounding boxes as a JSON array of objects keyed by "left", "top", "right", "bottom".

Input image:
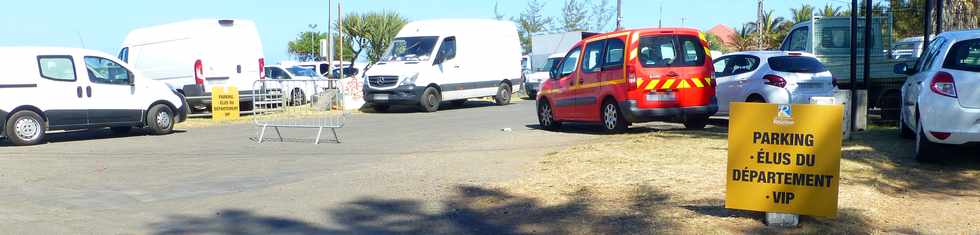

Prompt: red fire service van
[{"left": 536, "top": 28, "right": 718, "bottom": 132}]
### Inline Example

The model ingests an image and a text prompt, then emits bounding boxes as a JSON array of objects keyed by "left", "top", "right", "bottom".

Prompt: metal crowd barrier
[{"left": 251, "top": 79, "right": 350, "bottom": 144}]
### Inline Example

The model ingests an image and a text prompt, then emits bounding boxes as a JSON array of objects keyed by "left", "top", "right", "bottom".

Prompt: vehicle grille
[{"left": 368, "top": 76, "right": 398, "bottom": 87}]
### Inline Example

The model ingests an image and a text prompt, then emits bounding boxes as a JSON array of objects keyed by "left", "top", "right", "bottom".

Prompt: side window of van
[
  {"left": 118, "top": 47, "right": 129, "bottom": 63},
  {"left": 37, "top": 56, "right": 77, "bottom": 81},
  {"left": 435, "top": 36, "right": 457, "bottom": 63},
  {"left": 604, "top": 39, "right": 626, "bottom": 68},
  {"left": 84, "top": 57, "right": 131, "bottom": 85},
  {"left": 677, "top": 36, "right": 706, "bottom": 66},
  {"left": 559, "top": 46, "right": 582, "bottom": 77},
  {"left": 783, "top": 27, "right": 809, "bottom": 51},
  {"left": 581, "top": 41, "right": 606, "bottom": 73}
]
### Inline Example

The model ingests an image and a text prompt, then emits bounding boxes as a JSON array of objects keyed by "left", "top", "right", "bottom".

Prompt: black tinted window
[
  {"left": 604, "top": 39, "right": 626, "bottom": 67},
  {"left": 678, "top": 36, "right": 706, "bottom": 66},
  {"left": 581, "top": 41, "right": 605, "bottom": 73},
  {"left": 943, "top": 39, "right": 980, "bottom": 72},
  {"left": 638, "top": 35, "right": 705, "bottom": 68},
  {"left": 767, "top": 56, "right": 827, "bottom": 73}
]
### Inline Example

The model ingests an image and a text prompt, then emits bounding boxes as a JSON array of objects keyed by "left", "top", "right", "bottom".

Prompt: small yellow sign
[
  {"left": 725, "top": 102, "right": 843, "bottom": 217},
  {"left": 211, "top": 86, "right": 240, "bottom": 120}
]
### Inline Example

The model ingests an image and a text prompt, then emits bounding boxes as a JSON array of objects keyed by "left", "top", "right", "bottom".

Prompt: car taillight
[
  {"left": 258, "top": 58, "right": 265, "bottom": 80},
  {"left": 627, "top": 66, "right": 637, "bottom": 90},
  {"left": 194, "top": 59, "right": 205, "bottom": 85},
  {"left": 930, "top": 131, "right": 951, "bottom": 140},
  {"left": 930, "top": 71, "right": 957, "bottom": 98},
  {"left": 763, "top": 74, "right": 786, "bottom": 88}
]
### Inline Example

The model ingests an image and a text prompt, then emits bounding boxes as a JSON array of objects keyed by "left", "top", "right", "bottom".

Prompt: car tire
[
  {"left": 373, "top": 104, "right": 390, "bottom": 112},
  {"left": 537, "top": 100, "right": 561, "bottom": 130},
  {"left": 494, "top": 83, "right": 512, "bottom": 106},
  {"left": 527, "top": 90, "right": 538, "bottom": 99},
  {"left": 899, "top": 113, "right": 914, "bottom": 139},
  {"left": 111, "top": 126, "right": 133, "bottom": 135},
  {"left": 3, "top": 110, "right": 46, "bottom": 146},
  {"left": 290, "top": 89, "right": 306, "bottom": 106},
  {"left": 418, "top": 87, "right": 441, "bottom": 112},
  {"left": 147, "top": 104, "right": 175, "bottom": 135},
  {"left": 684, "top": 116, "right": 710, "bottom": 130},
  {"left": 747, "top": 95, "right": 766, "bottom": 103},
  {"left": 601, "top": 100, "right": 628, "bottom": 133},
  {"left": 914, "top": 116, "right": 939, "bottom": 163}
]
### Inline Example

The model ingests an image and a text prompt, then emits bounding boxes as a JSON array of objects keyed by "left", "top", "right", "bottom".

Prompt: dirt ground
[{"left": 471, "top": 121, "right": 979, "bottom": 234}]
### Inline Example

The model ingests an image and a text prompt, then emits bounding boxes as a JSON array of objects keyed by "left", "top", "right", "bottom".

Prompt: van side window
[
  {"left": 677, "top": 36, "right": 706, "bottom": 66},
  {"left": 581, "top": 41, "right": 606, "bottom": 73},
  {"left": 783, "top": 27, "right": 809, "bottom": 51},
  {"left": 37, "top": 56, "right": 77, "bottom": 81},
  {"left": 559, "top": 46, "right": 582, "bottom": 77},
  {"left": 604, "top": 39, "right": 626, "bottom": 68},
  {"left": 435, "top": 36, "right": 457, "bottom": 63},
  {"left": 118, "top": 47, "right": 129, "bottom": 63},
  {"left": 84, "top": 56, "right": 131, "bottom": 85}
]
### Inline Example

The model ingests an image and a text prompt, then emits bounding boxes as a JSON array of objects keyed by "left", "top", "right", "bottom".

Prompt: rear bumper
[
  {"left": 621, "top": 98, "right": 718, "bottom": 123},
  {"left": 363, "top": 85, "right": 425, "bottom": 105},
  {"left": 920, "top": 95, "right": 980, "bottom": 145}
]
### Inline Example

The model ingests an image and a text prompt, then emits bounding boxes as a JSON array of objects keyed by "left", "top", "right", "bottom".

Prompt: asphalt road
[{"left": 0, "top": 100, "right": 603, "bottom": 234}]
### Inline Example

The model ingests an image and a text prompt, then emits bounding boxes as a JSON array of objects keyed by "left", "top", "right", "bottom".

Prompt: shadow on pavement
[
  {"left": 150, "top": 185, "right": 679, "bottom": 235},
  {"left": 0, "top": 128, "right": 185, "bottom": 147},
  {"left": 523, "top": 116, "right": 729, "bottom": 138},
  {"left": 842, "top": 127, "right": 980, "bottom": 198},
  {"left": 359, "top": 101, "right": 500, "bottom": 114}
]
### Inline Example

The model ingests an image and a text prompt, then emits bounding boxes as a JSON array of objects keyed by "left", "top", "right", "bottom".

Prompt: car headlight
[{"left": 399, "top": 73, "right": 419, "bottom": 86}]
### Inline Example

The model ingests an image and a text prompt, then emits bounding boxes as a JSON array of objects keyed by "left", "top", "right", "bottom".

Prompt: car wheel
[
  {"left": 418, "top": 87, "right": 441, "bottom": 112},
  {"left": 601, "top": 100, "right": 628, "bottom": 133},
  {"left": 914, "top": 116, "right": 939, "bottom": 163},
  {"left": 747, "top": 95, "right": 766, "bottom": 103},
  {"left": 684, "top": 115, "right": 710, "bottom": 130},
  {"left": 111, "top": 126, "right": 133, "bottom": 135},
  {"left": 899, "top": 112, "right": 914, "bottom": 139},
  {"left": 147, "top": 104, "right": 175, "bottom": 135},
  {"left": 538, "top": 100, "right": 561, "bottom": 130},
  {"left": 494, "top": 83, "right": 512, "bottom": 106},
  {"left": 3, "top": 110, "right": 45, "bottom": 146},
  {"left": 290, "top": 89, "right": 306, "bottom": 106},
  {"left": 373, "top": 104, "right": 390, "bottom": 112}
]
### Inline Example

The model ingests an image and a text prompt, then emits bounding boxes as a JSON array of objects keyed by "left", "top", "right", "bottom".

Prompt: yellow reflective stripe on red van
[{"left": 636, "top": 78, "right": 714, "bottom": 91}]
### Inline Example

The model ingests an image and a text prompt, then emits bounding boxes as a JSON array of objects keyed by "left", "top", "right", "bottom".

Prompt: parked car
[
  {"left": 712, "top": 51, "right": 838, "bottom": 115},
  {"left": 891, "top": 36, "right": 928, "bottom": 60},
  {"left": 0, "top": 47, "right": 188, "bottom": 146},
  {"left": 120, "top": 19, "right": 265, "bottom": 112},
  {"left": 329, "top": 66, "right": 360, "bottom": 79},
  {"left": 285, "top": 61, "right": 356, "bottom": 78},
  {"left": 895, "top": 30, "right": 980, "bottom": 162},
  {"left": 523, "top": 53, "right": 563, "bottom": 99},
  {"left": 265, "top": 65, "right": 328, "bottom": 105},
  {"left": 362, "top": 19, "right": 523, "bottom": 112},
  {"left": 537, "top": 28, "right": 718, "bottom": 132}
]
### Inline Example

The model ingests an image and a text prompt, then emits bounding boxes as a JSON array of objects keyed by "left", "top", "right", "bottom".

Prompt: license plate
[
  {"left": 646, "top": 92, "right": 676, "bottom": 101},
  {"left": 374, "top": 94, "right": 389, "bottom": 100},
  {"left": 798, "top": 83, "right": 823, "bottom": 89}
]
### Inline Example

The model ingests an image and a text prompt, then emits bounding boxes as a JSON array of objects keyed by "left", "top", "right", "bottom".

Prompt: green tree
[
  {"left": 339, "top": 12, "right": 371, "bottom": 63},
  {"left": 790, "top": 4, "right": 815, "bottom": 24},
  {"left": 362, "top": 11, "right": 408, "bottom": 71},
  {"left": 561, "top": 0, "right": 589, "bottom": 31},
  {"left": 704, "top": 32, "right": 728, "bottom": 53},
  {"left": 288, "top": 31, "right": 327, "bottom": 61},
  {"left": 819, "top": 4, "right": 844, "bottom": 17},
  {"left": 746, "top": 10, "right": 789, "bottom": 49},
  {"left": 727, "top": 26, "right": 757, "bottom": 52},
  {"left": 513, "top": 0, "right": 554, "bottom": 53},
  {"left": 588, "top": 0, "right": 614, "bottom": 32}
]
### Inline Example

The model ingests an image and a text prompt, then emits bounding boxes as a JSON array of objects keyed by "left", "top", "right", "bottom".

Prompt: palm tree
[
  {"left": 819, "top": 4, "right": 843, "bottom": 17},
  {"left": 745, "top": 10, "right": 788, "bottom": 49},
  {"left": 790, "top": 4, "right": 815, "bottom": 24},
  {"left": 727, "top": 26, "right": 757, "bottom": 52}
]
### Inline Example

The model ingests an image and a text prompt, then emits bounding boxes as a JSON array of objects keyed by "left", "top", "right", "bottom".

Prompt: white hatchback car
[
  {"left": 896, "top": 30, "right": 980, "bottom": 161},
  {"left": 0, "top": 47, "right": 188, "bottom": 146},
  {"left": 712, "top": 51, "right": 837, "bottom": 114},
  {"left": 264, "top": 65, "right": 329, "bottom": 105}
]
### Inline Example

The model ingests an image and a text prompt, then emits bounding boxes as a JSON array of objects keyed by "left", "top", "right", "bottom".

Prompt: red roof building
[{"left": 707, "top": 24, "right": 737, "bottom": 47}]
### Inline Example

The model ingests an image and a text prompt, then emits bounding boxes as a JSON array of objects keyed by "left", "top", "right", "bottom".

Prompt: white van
[
  {"left": 363, "top": 19, "right": 523, "bottom": 112},
  {"left": 120, "top": 19, "right": 265, "bottom": 111},
  {"left": 0, "top": 47, "right": 188, "bottom": 146}
]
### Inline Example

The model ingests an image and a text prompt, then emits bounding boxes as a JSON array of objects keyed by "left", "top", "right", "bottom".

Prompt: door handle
[
  {"left": 76, "top": 86, "right": 83, "bottom": 98},
  {"left": 666, "top": 71, "right": 680, "bottom": 77},
  {"left": 86, "top": 86, "right": 92, "bottom": 98}
]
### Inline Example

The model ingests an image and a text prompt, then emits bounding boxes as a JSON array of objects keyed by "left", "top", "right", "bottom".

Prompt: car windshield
[
  {"left": 382, "top": 36, "right": 439, "bottom": 62},
  {"left": 534, "top": 58, "right": 562, "bottom": 72},
  {"left": 768, "top": 56, "right": 828, "bottom": 73},
  {"left": 287, "top": 66, "right": 318, "bottom": 77}
]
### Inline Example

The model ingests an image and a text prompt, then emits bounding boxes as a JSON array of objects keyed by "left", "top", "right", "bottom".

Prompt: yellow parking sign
[
  {"left": 211, "top": 86, "right": 240, "bottom": 120},
  {"left": 725, "top": 102, "right": 843, "bottom": 217}
]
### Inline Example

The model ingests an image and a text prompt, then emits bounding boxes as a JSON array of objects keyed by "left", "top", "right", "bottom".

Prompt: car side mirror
[
  {"left": 894, "top": 63, "right": 911, "bottom": 75},
  {"left": 549, "top": 68, "right": 558, "bottom": 80}
]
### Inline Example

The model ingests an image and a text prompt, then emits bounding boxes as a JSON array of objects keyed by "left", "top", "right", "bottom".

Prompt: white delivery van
[
  {"left": 363, "top": 19, "right": 523, "bottom": 112},
  {"left": 120, "top": 19, "right": 265, "bottom": 111},
  {"left": 0, "top": 47, "right": 188, "bottom": 146}
]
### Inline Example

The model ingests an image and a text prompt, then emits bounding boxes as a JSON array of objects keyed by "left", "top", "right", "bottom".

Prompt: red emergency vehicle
[{"left": 537, "top": 28, "right": 718, "bottom": 132}]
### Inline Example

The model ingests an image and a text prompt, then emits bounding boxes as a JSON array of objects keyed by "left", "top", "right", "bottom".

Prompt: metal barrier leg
[
  {"left": 274, "top": 127, "right": 284, "bottom": 142},
  {"left": 258, "top": 125, "right": 268, "bottom": 143},
  {"left": 315, "top": 127, "right": 324, "bottom": 145},
  {"left": 332, "top": 128, "right": 341, "bottom": 143}
]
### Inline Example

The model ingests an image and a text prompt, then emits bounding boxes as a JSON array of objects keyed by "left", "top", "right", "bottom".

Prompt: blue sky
[{"left": 0, "top": 0, "right": 842, "bottom": 64}]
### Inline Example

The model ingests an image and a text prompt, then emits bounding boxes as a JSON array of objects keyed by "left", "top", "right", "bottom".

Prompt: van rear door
[{"left": 203, "top": 20, "right": 263, "bottom": 93}]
